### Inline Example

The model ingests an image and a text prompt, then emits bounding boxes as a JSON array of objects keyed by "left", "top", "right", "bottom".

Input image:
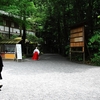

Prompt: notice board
[
  {"left": 70, "top": 26, "right": 85, "bottom": 63},
  {"left": 16, "top": 44, "right": 22, "bottom": 60},
  {"left": 70, "top": 26, "right": 84, "bottom": 50}
]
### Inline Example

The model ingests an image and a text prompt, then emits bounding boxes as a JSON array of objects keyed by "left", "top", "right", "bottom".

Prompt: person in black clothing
[{"left": 0, "top": 55, "right": 3, "bottom": 90}]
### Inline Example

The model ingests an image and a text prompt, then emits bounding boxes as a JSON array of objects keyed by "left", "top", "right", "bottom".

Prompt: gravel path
[{"left": 0, "top": 54, "right": 100, "bottom": 100}]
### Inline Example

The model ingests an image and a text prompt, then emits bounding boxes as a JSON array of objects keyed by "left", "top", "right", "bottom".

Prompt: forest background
[{"left": 0, "top": 0, "right": 100, "bottom": 65}]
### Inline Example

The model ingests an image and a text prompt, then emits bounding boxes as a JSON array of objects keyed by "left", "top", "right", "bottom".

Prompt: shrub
[
  {"left": 88, "top": 30, "right": 100, "bottom": 66},
  {"left": 91, "top": 54, "right": 100, "bottom": 66}
]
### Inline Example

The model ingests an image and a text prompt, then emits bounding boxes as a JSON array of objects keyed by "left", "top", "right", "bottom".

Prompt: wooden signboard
[{"left": 70, "top": 26, "right": 85, "bottom": 63}]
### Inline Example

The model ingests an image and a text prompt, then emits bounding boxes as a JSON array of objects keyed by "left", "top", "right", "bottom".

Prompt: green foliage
[
  {"left": 75, "top": 55, "right": 83, "bottom": 61},
  {"left": 22, "top": 54, "right": 26, "bottom": 59},
  {"left": 0, "top": 34, "right": 6, "bottom": 39},
  {"left": 26, "top": 34, "right": 43, "bottom": 43},
  {"left": 0, "top": 34, "right": 2, "bottom": 39},
  {"left": 91, "top": 54, "right": 100, "bottom": 66},
  {"left": 89, "top": 31, "right": 100, "bottom": 43},
  {"left": 10, "top": 34, "right": 18, "bottom": 39},
  {"left": 65, "top": 45, "right": 69, "bottom": 55},
  {"left": 1, "top": 0, "right": 100, "bottom": 59},
  {"left": 26, "top": 34, "right": 37, "bottom": 42},
  {"left": 88, "top": 31, "right": 100, "bottom": 52},
  {"left": 88, "top": 31, "right": 100, "bottom": 66}
]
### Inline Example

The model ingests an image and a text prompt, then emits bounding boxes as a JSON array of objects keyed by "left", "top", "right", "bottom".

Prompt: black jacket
[{"left": 0, "top": 56, "right": 3, "bottom": 71}]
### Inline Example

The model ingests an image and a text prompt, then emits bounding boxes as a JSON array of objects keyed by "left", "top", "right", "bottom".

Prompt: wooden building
[
  {"left": 0, "top": 10, "right": 35, "bottom": 38},
  {"left": 0, "top": 37, "right": 22, "bottom": 59}
]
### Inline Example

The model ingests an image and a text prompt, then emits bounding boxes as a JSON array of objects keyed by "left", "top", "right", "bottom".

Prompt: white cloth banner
[{"left": 16, "top": 44, "right": 22, "bottom": 59}]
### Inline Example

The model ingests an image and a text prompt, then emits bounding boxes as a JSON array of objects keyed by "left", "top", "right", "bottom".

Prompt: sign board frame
[
  {"left": 70, "top": 26, "right": 85, "bottom": 63},
  {"left": 16, "top": 44, "right": 22, "bottom": 60}
]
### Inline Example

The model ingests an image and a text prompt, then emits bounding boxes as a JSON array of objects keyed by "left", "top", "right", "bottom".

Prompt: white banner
[{"left": 16, "top": 44, "right": 22, "bottom": 59}]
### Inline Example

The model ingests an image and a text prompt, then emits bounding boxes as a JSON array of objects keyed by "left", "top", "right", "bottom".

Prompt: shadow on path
[{"left": 3, "top": 53, "right": 97, "bottom": 75}]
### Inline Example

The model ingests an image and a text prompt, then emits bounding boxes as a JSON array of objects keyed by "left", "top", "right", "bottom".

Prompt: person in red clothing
[{"left": 32, "top": 47, "right": 40, "bottom": 60}]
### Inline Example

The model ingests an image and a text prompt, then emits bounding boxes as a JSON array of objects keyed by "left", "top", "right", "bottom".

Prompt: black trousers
[
  {"left": 0, "top": 67, "right": 2, "bottom": 79},
  {"left": 0, "top": 73, "right": 2, "bottom": 79}
]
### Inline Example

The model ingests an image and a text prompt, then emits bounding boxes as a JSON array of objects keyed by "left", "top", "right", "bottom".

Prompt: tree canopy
[{"left": 0, "top": 0, "right": 100, "bottom": 65}]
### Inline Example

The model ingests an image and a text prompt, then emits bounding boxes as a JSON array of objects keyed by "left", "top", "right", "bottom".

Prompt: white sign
[
  {"left": 74, "top": 37, "right": 83, "bottom": 42},
  {"left": 16, "top": 44, "right": 22, "bottom": 59}
]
